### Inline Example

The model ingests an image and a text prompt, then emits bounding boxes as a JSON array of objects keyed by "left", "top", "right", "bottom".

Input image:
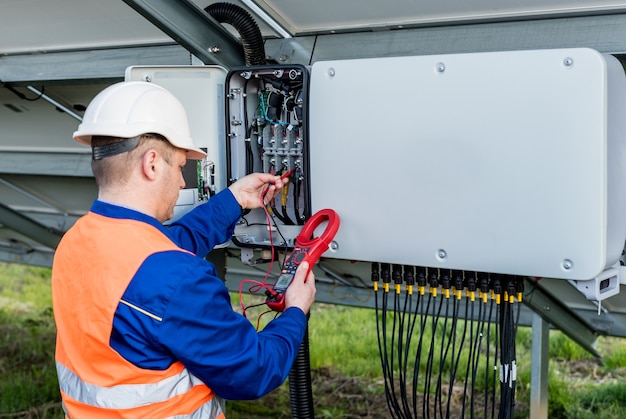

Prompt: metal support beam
[
  {"left": 0, "top": 241, "right": 54, "bottom": 268},
  {"left": 523, "top": 278, "right": 599, "bottom": 357},
  {"left": 0, "top": 149, "right": 92, "bottom": 177},
  {"left": 0, "top": 203, "right": 62, "bottom": 250},
  {"left": 0, "top": 45, "right": 191, "bottom": 84},
  {"left": 122, "top": 0, "right": 245, "bottom": 68},
  {"left": 266, "top": 13, "right": 626, "bottom": 65},
  {"left": 530, "top": 313, "right": 550, "bottom": 419}
]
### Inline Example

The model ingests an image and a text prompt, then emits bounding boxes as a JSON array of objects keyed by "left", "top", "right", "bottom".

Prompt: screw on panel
[
  {"left": 144, "top": 76, "right": 152, "bottom": 82},
  {"left": 330, "top": 241, "right": 339, "bottom": 251},
  {"left": 437, "top": 249, "right": 447, "bottom": 261},
  {"left": 289, "top": 69, "right": 302, "bottom": 80},
  {"left": 562, "top": 259, "right": 573, "bottom": 270},
  {"left": 436, "top": 63, "right": 446, "bottom": 73},
  {"left": 327, "top": 68, "right": 336, "bottom": 78},
  {"left": 563, "top": 57, "right": 574, "bottom": 68}
]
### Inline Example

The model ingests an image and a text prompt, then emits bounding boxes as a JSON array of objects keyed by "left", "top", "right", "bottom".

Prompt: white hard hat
[{"left": 74, "top": 81, "right": 207, "bottom": 160}]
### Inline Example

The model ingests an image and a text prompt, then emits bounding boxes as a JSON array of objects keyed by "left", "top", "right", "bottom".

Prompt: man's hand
[
  {"left": 284, "top": 262, "right": 316, "bottom": 314},
  {"left": 228, "top": 173, "right": 288, "bottom": 210}
]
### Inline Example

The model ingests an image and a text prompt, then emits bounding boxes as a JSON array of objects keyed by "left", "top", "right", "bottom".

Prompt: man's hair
[{"left": 91, "top": 134, "right": 175, "bottom": 189}]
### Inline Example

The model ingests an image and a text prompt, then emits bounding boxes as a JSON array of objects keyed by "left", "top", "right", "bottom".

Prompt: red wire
[{"left": 237, "top": 185, "right": 279, "bottom": 321}]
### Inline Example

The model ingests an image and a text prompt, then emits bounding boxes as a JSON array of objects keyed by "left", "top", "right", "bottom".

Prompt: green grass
[
  {"left": 3, "top": 261, "right": 626, "bottom": 418},
  {"left": 309, "top": 303, "right": 381, "bottom": 377},
  {"left": 0, "top": 263, "right": 61, "bottom": 418}
]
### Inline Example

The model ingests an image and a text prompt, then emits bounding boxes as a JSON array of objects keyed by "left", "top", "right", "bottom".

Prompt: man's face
[{"left": 157, "top": 148, "right": 187, "bottom": 222}]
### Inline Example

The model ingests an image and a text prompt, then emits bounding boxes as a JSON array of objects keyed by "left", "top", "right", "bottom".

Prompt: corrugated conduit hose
[
  {"left": 205, "top": 4, "right": 314, "bottom": 417},
  {"left": 204, "top": 2, "right": 267, "bottom": 66}
]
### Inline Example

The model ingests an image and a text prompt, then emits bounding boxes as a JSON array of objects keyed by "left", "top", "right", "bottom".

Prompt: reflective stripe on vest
[
  {"left": 56, "top": 361, "right": 211, "bottom": 410},
  {"left": 53, "top": 213, "right": 223, "bottom": 417},
  {"left": 169, "top": 397, "right": 226, "bottom": 419}
]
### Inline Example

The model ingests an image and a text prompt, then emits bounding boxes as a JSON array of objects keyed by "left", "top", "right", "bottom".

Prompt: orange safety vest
[{"left": 52, "top": 211, "right": 225, "bottom": 418}]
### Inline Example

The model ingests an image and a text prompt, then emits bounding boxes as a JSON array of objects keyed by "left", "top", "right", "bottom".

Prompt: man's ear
[{"left": 141, "top": 149, "right": 159, "bottom": 181}]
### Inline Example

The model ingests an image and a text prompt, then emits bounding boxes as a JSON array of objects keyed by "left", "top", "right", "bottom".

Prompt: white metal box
[
  {"left": 125, "top": 65, "right": 228, "bottom": 220},
  {"left": 308, "top": 48, "right": 626, "bottom": 280}
]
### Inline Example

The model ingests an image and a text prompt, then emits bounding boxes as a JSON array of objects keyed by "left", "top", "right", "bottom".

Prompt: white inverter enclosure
[
  {"left": 308, "top": 48, "right": 626, "bottom": 280},
  {"left": 125, "top": 66, "right": 228, "bottom": 222}
]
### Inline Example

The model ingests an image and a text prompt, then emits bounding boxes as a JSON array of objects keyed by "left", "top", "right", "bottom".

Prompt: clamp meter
[{"left": 266, "top": 208, "right": 340, "bottom": 311}]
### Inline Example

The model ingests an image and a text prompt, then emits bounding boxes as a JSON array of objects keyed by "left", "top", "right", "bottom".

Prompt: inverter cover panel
[
  {"left": 125, "top": 65, "right": 228, "bottom": 222},
  {"left": 125, "top": 65, "right": 228, "bottom": 192},
  {"left": 308, "top": 48, "right": 626, "bottom": 280}
]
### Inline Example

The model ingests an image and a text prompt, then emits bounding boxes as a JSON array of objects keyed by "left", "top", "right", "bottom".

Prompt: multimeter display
[
  {"left": 266, "top": 209, "right": 340, "bottom": 312},
  {"left": 274, "top": 272, "right": 295, "bottom": 292}
]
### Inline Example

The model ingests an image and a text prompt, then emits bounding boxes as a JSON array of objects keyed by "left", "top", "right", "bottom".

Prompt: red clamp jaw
[
  {"left": 266, "top": 208, "right": 340, "bottom": 311},
  {"left": 294, "top": 208, "right": 340, "bottom": 264}
]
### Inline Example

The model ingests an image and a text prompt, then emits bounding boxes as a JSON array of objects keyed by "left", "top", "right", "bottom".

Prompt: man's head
[{"left": 75, "top": 81, "right": 204, "bottom": 221}]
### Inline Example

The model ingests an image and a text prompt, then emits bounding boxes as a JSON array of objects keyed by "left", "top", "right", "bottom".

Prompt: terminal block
[{"left": 225, "top": 65, "right": 310, "bottom": 252}]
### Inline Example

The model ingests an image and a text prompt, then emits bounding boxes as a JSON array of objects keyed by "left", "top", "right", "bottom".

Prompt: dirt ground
[{"left": 231, "top": 366, "right": 522, "bottom": 418}]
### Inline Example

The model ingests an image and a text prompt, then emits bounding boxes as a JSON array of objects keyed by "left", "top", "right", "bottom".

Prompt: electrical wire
[{"left": 373, "top": 265, "right": 521, "bottom": 419}]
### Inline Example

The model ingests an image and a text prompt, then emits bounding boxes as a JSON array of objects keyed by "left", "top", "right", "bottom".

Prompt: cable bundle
[{"left": 372, "top": 263, "right": 522, "bottom": 418}]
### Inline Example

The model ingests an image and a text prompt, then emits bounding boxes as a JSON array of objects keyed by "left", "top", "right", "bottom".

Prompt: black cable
[
  {"left": 400, "top": 289, "right": 415, "bottom": 417},
  {"left": 486, "top": 296, "right": 496, "bottom": 419},
  {"left": 204, "top": 3, "right": 266, "bottom": 66},
  {"left": 393, "top": 282, "right": 409, "bottom": 419},
  {"left": 373, "top": 263, "right": 393, "bottom": 417},
  {"left": 264, "top": 205, "right": 290, "bottom": 254},
  {"left": 470, "top": 296, "right": 488, "bottom": 419},
  {"left": 434, "top": 270, "right": 452, "bottom": 418},
  {"left": 388, "top": 274, "right": 406, "bottom": 418},
  {"left": 413, "top": 291, "right": 431, "bottom": 418},
  {"left": 392, "top": 265, "right": 411, "bottom": 418},
  {"left": 435, "top": 295, "right": 451, "bottom": 419},
  {"left": 445, "top": 289, "right": 461, "bottom": 418},
  {"left": 461, "top": 299, "right": 475, "bottom": 419},
  {"left": 379, "top": 264, "right": 402, "bottom": 418},
  {"left": 403, "top": 270, "right": 425, "bottom": 417},
  {"left": 281, "top": 205, "right": 295, "bottom": 225},
  {"left": 293, "top": 166, "right": 305, "bottom": 225},
  {"left": 424, "top": 293, "right": 444, "bottom": 419},
  {"left": 453, "top": 296, "right": 470, "bottom": 419},
  {"left": 288, "top": 319, "right": 315, "bottom": 418},
  {"left": 4, "top": 84, "right": 44, "bottom": 101}
]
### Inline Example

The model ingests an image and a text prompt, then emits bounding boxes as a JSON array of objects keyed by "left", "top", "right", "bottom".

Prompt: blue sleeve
[
  {"left": 166, "top": 188, "right": 241, "bottom": 257},
  {"left": 111, "top": 251, "right": 308, "bottom": 400}
]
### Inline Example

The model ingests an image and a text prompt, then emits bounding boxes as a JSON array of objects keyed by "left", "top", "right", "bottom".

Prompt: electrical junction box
[
  {"left": 307, "top": 48, "right": 626, "bottom": 281},
  {"left": 224, "top": 65, "right": 311, "bottom": 253},
  {"left": 125, "top": 49, "right": 626, "bottom": 283},
  {"left": 125, "top": 65, "right": 228, "bottom": 222}
]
